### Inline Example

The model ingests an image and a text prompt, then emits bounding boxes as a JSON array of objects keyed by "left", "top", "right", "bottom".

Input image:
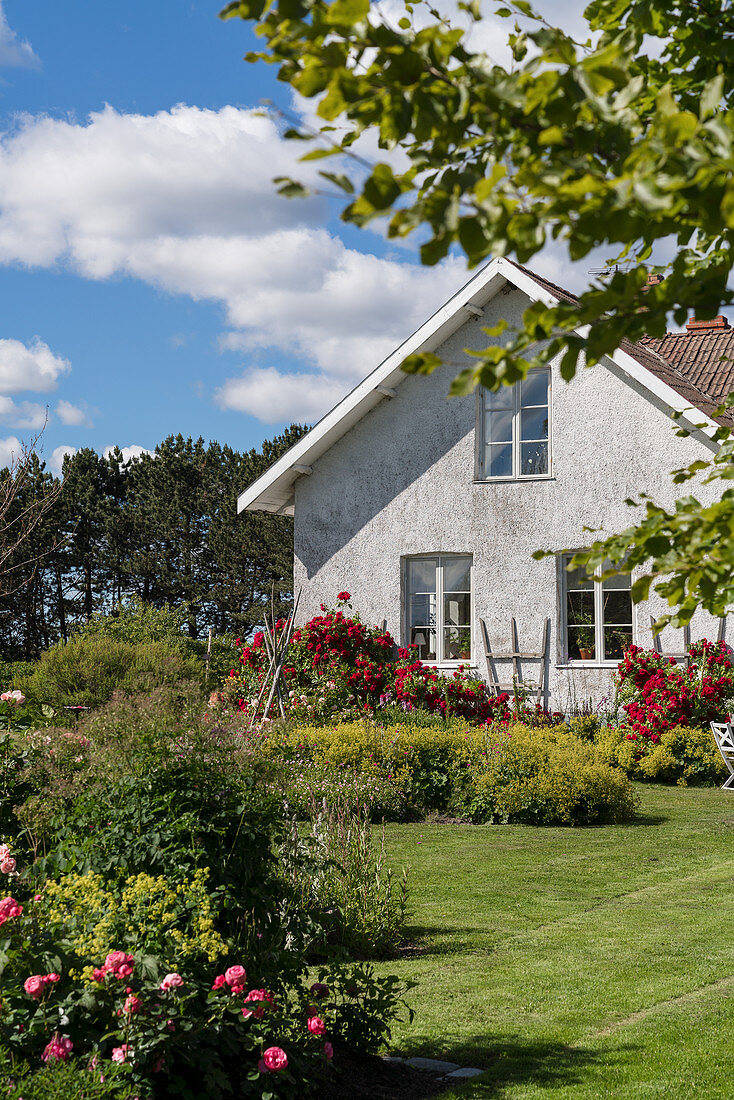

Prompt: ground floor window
[
  {"left": 562, "top": 555, "right": 633, "bottom": 662},
  {"left": 405, "top": 555, "right": 472, "bottom": 664}
]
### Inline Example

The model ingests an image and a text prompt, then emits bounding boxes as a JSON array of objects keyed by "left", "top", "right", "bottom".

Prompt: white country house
[{"left": 238, "top": 258, "right": 732, "bottom": 709}]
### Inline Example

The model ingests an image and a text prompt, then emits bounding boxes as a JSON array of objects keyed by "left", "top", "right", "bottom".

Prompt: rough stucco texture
[{"left": 293, "top": 286, "right": 723, "bottom": 709}]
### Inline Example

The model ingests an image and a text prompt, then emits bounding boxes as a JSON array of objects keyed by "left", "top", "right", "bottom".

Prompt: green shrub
[
  {"left": 34, "top": 758, "right": 279, "bottom": 936},
  {"left": 567, "top": 714, "right": 601, "bottom": 740},
  {"left": 71, "top": 598, "right": 239, "bottom": 689},
  {"left": 0, "top": 1047, "right": 136, "bottom": 1099},
  {"left": 462, "top": 724, "right": 638, "bottom": 826},
  {"left": 28, "top": 637, "right": 203, "bottom": 709},
  {"left": 595, "top": 724, "right": 727, "bottom": 785},
  {"left": 0, "top": 659, "right": 38, "bottom": 691},
  {"left": 280, "top": 800, "right": 409, "bottom": 958}
]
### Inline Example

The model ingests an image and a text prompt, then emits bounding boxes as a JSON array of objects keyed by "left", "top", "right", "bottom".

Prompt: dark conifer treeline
[{"left": 0, "top": 425, "right": 307, "bottom": 659}]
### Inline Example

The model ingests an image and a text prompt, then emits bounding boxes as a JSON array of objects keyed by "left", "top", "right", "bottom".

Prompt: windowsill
[
  {"left": 473, "top": 475, "right": 555, "bottom": 484},
  {"left": 557, "top": 661, "right": 621, "bottom": 669},
  {"left": 417, "top": 661, "right": 476, "bottom": 670}
]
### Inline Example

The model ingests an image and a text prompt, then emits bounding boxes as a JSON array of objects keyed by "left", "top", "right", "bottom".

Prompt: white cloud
[
  {"left": 216, "top": 367, "right": 349, "bottom": 425},
  {"left": 0, "top": 394, "right": 46, "bottom": 429},
  {"left": 0, "top": 337, "right": 70, "bottom": 393},
  {"left": 0, "top": 103, "right": 464, "bottom": 422},
  {"left": 0, "top": 3, "right": 40, "bottom": 70},
  {"left": 50, "top": 444, "right": 77, "bottom": 476},
  {"left": 56, "top": 399, "right": 91, "bottom": 427},
  {"left": 0, "top": 435, "right": 20, "bottom": 467},
  {"left": 103, "top": 444, "right": 155, "bottom": 465}
]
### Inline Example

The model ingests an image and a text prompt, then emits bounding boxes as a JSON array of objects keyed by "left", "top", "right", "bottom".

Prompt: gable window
[
  {"left": 480, "top": 368, "right": 550, "bottom": 479},
  {"left": 405, "top": 555, "right": 472, "bottom": 664},
  {"left": 562, "top": 556, "right": 633, "bottom": 663}
]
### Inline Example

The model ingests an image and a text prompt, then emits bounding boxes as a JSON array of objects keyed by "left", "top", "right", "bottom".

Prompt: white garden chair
[{"left": 710, "top": 723, "right": 734, "bottom": 790}]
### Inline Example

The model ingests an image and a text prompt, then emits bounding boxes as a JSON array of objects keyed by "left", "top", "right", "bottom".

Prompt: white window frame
[
  {"left": 476, "top": 367, "right": 552, "bottom": 481},
  {"left": 403, "top": 554, "right": 474, "bottom": 667},
  {"left": 559, "top": 554, "right": 633, "bottom": 665}
]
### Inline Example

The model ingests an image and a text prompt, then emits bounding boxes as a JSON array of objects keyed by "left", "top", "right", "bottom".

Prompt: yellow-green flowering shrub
[
  {"left": 260, "top": 720, "right": 481, "bottom": 813},
  {"left": 251, "top": 720, "right": 637, "bottom": 823},
  {"left": 43, "top": 868, "right": 228, "bottom": 974},
  {"left": 595, "top": 724, "right": 727, "bottom": 786},
  {"left": 462, "top": 724, "right": 638, "bottom": 825}
]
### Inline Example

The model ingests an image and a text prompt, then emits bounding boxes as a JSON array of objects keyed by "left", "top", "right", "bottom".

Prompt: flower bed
[{"left": 218, "top": 594, "right": 558, "bottom": 727}]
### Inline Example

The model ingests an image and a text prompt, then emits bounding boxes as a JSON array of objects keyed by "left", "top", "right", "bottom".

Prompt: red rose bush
[{"left": 615, "top": 639, "right": 734, "bottom": 743}]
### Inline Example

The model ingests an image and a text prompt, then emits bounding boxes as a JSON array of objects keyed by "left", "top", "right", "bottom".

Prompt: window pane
[
  {"left": 567, "top": 627, "right": 595, "bottom": 661},
  {"left": 521, "top": 406, "right": 548, "bottom": 441},
  {"left": 603, "top": 590, "right": 632, "bottom": 625},
  {"left": 486, "top": 443, "right": 512, "bottom": 477},
  {"left": 486, "top": 385, "right": 514, "bottom": 410},
  {"left": 565, "top": 562, "right": 594, "bottom": 590},
  {"left": 444, "top": 592, "right": 470, "bottom": 626},
  {"left": 520, "top": 440, "right": 548, "bottom": 476},
  {"left": 567, "top": 586, "right": 595, "bottom": 660},
  {"left": 410, "top": 592, "right": 436, "bottom": 627},
  {"left": 521, "top": 370, "right": 548, "bottom": 407},
  {"left": 567, "top": 590, "right": 595, "bottom": 623},
  {"left": 602, "top": 563, "right": 632, "bottom": 591},
  {"left": 408, "top": 558, "right": 437, "bottom": 594},
  {"left": 443, "top": 557, "right": 471, "bottom": 593},
  {"left": 604, "top": 625, "right": 632, "bottom": 660},
  {"left": 411, "top": 626, "right": 436, "bottom": 661},
  {"left": 487, "top": 409, "right": 513, "bottom": 443},
  {"left": 444, "top": 627, "right": 471, "bottom": 661}
]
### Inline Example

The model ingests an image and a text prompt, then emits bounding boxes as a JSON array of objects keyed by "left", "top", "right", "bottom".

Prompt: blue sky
[{"left": 0, "top": 1, "right": 590, "bottom": 474}]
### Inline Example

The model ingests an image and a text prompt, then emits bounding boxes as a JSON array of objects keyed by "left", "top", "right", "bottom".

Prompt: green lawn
[{"left": 376, "top": 785, "right": 734, "bottom": 1099}]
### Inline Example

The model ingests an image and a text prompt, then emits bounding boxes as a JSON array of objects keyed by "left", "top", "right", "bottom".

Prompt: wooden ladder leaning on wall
[{"left": 477, "top": 617, "right": 551, "bottom": 706}]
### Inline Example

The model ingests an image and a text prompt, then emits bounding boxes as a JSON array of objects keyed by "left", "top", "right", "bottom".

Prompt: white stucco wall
[{"left": 293, "top": 287, "right": 723, "bottom": 710}]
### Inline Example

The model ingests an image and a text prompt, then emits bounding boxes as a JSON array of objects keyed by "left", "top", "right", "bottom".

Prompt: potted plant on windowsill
[{"left": 576, "top": 627, "right": 595, "bottom": 662}]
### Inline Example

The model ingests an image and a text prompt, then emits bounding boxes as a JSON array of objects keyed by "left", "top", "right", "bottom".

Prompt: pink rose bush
[
  {"left": 0, "top": 843, "right": 17, "bottom": 876},
  {"left": 41, "top": 1034, "right": 73, "bottom": 1063},
  {"left": 0, "top": 892, "right": 411, "bottom": 1100}
]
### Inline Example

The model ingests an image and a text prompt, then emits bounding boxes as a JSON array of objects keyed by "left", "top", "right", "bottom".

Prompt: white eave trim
[{"left": 238, "top": 256, "right": 720, "bottom": 515}]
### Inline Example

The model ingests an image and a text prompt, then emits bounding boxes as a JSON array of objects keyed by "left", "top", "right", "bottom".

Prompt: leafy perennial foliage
[{"left": 220, "top": 0, "right": 734, "bottom": 629}]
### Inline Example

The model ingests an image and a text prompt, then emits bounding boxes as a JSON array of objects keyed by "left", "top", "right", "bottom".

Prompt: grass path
[{"left": 375, "top": 786, "right": 734, "bottom": 1098}]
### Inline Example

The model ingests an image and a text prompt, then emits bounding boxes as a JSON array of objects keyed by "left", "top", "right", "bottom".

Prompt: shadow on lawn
[
  {"left": 399, "top": 927, "right": 485, "bottom": 957},
  {"left": 398, "top": 1034, "right": 636, "bottom": 1094}
]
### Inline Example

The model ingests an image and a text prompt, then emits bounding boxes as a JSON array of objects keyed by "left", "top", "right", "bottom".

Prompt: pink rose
[
  {"left": 92, "top": 968, "right": 106, "bottom": 983},
  {"left": 24, "top": 975, "right": 45, "bottom": 998},
  {"left": 242, "top": 989, "right": 276, "bottom": 1019},
  {"left": 1, "top": 857, "right": 17, "bottom": 875},
  {"left": 0, "top": 896, "right": 22, "bottom": 926},
  {"left": 1, "top": 690, "right": 25, "bottom": 706},
  {"left": 123, "top": 994, "right": 142, "bottom": 1014},
  {"left": 160, "top": 972, "right": 183, "bottom": 992},
  {"left": 224, "top": 965, "right": 246, "bottom": 991},
  {"left": 212, "top": 974, "right": 227, "bottom": 990},
  {"left": 324, "top": 1041, "right": 334, "bottom": 1061},
  {"left": 261, "top": 1046, "right": 288, "bottom": 1072},
  {"left": 307, "top": 1015, "right": 326, "bottom": 1036},
  {"left": 41, "top": 1035, "right": 73, "bottom": 1063},
  {"left": 111, "top": 1044, "right": 130, "bottom": 1064},
  {"left": 103, "top": 951, "right": 134, "bottom": 979}
]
